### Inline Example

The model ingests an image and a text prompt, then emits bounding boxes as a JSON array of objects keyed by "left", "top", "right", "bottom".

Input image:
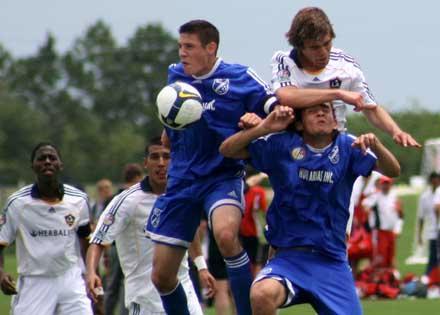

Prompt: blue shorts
[
  {"left": 254, "top": 248, "right": 362, "bottom": 315},
  {"left": 146, "top": 173, "right": 244, "bottom": 248}
]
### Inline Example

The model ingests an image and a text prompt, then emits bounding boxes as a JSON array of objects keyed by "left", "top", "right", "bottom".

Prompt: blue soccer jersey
[
  {"left": 249, "top": 131, "right": 377, "bottom": 261},
  {"left": 165, "top": 58, "right": 278, "bottom": 179}
]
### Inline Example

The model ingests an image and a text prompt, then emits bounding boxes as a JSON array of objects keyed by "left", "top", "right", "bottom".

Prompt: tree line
[{"left": 0, "top": 21, "right": 438, "bottom": 185}]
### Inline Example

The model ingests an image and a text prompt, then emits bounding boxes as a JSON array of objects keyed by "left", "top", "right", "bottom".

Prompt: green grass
[{"left": 1, "top": 194, "right": 438, "bottom": 314}]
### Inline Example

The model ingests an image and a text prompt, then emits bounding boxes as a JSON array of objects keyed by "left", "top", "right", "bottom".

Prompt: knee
[
  {"left": 250, "top": 281, "right": 279, "bottom": 312},
  {"left": 151, "top": 266, "right": 176, "bottom": 293},
  {"left": 214, "top": 227, "right": 240, "bottom": 255}
]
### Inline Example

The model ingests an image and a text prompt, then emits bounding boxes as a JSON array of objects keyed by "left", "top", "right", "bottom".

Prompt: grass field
[{"left": 1, "top": 194, "right": 438, "bottom": 314}]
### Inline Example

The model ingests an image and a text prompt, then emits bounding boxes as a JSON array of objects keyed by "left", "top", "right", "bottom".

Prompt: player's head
[
  {"left": 144, "top": 136, "right": 170, "bottom": 190},
  {"left": 378, "top": 176, "right": 393, "bottom": 193},
  {"left": 428, "top": 171, "right": 440, "bottom": 188},
  {"left": 122, "top": 163, "right": 143, "bottom": 186},
  {"left": 178, "top": 19, "right": 220, "bottom": 76},
  {"left": 286, "top": 7, "right": 335, "bottom": 70},
  {"left": 294, "top": 102, "right": 337, "bottom": 137},
  {"left": 30, "top": 142, "right": 63, "bottom": 181},
  {"left": 96, "top": 178, "right": 113, "bottom": 200}
]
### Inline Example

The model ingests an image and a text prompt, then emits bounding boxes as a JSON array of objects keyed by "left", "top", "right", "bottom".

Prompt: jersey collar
[
  {"left": 140, "top": 177, "right": 153, "bottom": 193},
  {"left": 31, "top": 183, "right": 65, "bottom": 200},
  {"left": 192, "top": 57, "right": 223, "bottom": 80}
]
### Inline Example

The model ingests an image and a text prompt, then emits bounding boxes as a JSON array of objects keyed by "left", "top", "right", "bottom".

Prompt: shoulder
[
  {"left": 4, "top": 184, "right": 33, "bottom": 210},
  {"left": 108, "top": 183, "right": 145, "bottom": 210},
  {"left": 329, "top": 47, "right": 362, "bottom": 70},
  {"left": 63, "top": 184, "right": 89, "bottom": 202},
  {"left": 168, "top": 63, "right": 187, "bottom": 79},
  {"left": 271, "top": 50, "right": 292, "bottom": 64}
]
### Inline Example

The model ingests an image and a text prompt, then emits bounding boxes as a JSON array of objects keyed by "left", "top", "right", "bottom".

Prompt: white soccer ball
[{"left": 156, "top": 81, "right": 203, "bottom": 130}]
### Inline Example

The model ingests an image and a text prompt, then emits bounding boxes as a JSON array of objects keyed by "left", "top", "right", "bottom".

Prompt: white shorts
[
  {"left": 128, "top": 278, "right": 203, "bottom": 315},
  {"left": 11, "top": 265, "right": 92, "bottom": 315}
]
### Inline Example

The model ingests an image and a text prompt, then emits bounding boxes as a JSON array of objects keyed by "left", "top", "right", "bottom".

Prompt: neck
[
  {"left": 298, "top": 53, "right": 324, "bottom": 73},
  {"left": 37, "top": 179, "right": 61, "bottom": 199},
  {"left": 303, "top": 133, "right": 333, "bottom": 149},
  {"left": 149, "top": 179, "right": 165, "bottom": 195}
]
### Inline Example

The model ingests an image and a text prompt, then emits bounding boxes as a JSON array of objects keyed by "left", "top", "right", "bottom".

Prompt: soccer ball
[{"left": 156, "top": 82, "right": 203, "bottom": 130}]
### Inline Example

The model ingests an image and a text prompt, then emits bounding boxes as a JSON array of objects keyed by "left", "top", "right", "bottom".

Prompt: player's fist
[
  {"left": 86, "top": 272, "right": 103, "bottom": 303},
  {"left": 0, "top": 271, "right": 17, "bottom": 295},
  {"left": 239, "top": 113, "right": 263, "bottom": 129},
  {"left": 261, "top": 106, "right": 295, "bottom": 132},
  {"left": 352, "top": 133, "right": 378, "bottom": 154}
]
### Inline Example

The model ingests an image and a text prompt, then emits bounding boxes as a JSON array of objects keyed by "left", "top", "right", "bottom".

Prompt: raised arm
[
  {"left": 220, "top": 106, "right": 295, "bottom": 159},
  {"left": 362, "top": 106, "right": 420, "bottom": 148}
]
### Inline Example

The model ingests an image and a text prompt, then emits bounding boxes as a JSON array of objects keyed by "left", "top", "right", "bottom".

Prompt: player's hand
[
  {"left": 198, "top": 269, "right": 217, "bottom": 298},
  {"left": 338, "top": 90, "right": 376, "bottom": 112},
  {"left": 261, "top": 106, "right": 294, "bottom": 132},
  {"left": 0, "top": 271, "right": 17, "bottom": 295},
  {"left": 392, "top": 131, "right": 421, "bottom": 148},
  {"left": 352, "top": 133, "right": 378, "bottom": 154},
  {"left": 239, "top": 113, "right": 263, "bottom": 129},
  {"left": 86, "top": 272, "right": 104, "bottom": 303}
]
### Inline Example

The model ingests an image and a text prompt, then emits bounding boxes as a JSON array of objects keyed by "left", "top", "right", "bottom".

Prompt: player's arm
[
  {"left": 77, "top": 224, "right": 92, "bottom": 263},
  {"left": 188, "top": 227, "right": 216, "bottom": 298},
  {"left": 0, "top": 245, "right": 17, "bottom": 295},
  {"left": 276, "top": 86, "right": 373, "bottom": 111},
  {"left": 220, "top": 106, "right": 294, "bottom": 159},
  {"left": 86, "top": 243, "right": 106, "bottom": 303},
  {"left": 352, "top": 133, "right": 400, "bottom": 178},
  {"left": 362, "top": 106, "right": 421, "bottom": 148}
]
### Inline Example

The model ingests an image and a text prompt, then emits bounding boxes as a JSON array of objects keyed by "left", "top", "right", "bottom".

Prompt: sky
[{"left": 1, "top": 0, "right": 439, "bottom": 111}]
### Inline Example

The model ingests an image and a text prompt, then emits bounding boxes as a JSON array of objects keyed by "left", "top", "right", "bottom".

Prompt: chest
[{"left": 292, "top": 65, "right": 353, "bottom": 90}]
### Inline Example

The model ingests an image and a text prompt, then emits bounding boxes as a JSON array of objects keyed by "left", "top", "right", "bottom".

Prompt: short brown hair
[
  {"left": 286, "top": 7, "right": 335, "bottom": 49},
  {"left": 179, "top": 20, "right": 219, "bottom": 48}
]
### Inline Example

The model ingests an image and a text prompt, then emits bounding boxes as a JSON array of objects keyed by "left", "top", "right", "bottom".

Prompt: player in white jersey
[
  {"left": 0, "top": 142, "right": 93, "bottom": 315},
  {"left": 417, "top": 172, "right": 440, "bottom": 274},
  {"left": 271, "top": 7, "right": 419, "bottom": 147},
  {"left": 271, "top": 7, "right": 420, "bottom": 235},
  {"left": 86, "top": 137, "right": 216, "bottom": 315}
]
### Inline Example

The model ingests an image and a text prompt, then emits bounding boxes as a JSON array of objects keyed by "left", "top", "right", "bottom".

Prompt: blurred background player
[
  {"left": 146, "top": 19, "right": 278, "bottom": 315},
  {"left": 91, "top": 179, "right": 114, "bottom": 230},
  {"left": 104, "top": 163, "right": 143, "bottom": 315},
  {"left": 87, "top": 137, "right": 215, "bottom": 315},
  {"left": 240, "top": 171, "right": 268, "bottom": 275},
  {"left": 220, "top": 103, "right": 400, "bottom": 315},
  {"left": 418, "top": 172, "right": 440, "bottom": 274},
  {"left": 363, "top": 176, "right": 404, "bottom": 268},
  {"left": 0, "top": 142, "right": 92, "bottom": 315}
]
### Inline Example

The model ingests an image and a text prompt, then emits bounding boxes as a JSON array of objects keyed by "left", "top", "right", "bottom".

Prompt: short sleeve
[
  {"left": 349, "top": 65, "right": 376, "bottom": 105},
  {"left": 90, "top": 194, "right": 133, "bottom": 246},
  {"left": 243, "top": 67, "right": 278, "bottom": 116},
  {"left": 347, "top": 135, "right": 377, "bottom": 178},
  {"left": 0, "top": 202, "right": 18, "bottom": 246},
  {"left": 270, "top": 51, "right": 297, "bottom": 91},
  {"left": 248, "top": 133, "right": 282, "bottom": 173}
]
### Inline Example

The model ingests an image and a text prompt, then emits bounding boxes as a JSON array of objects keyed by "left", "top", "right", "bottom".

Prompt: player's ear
[
  {"left": 206, "top": 42, "right": 217, "bottom": 56},
  {"left": 143, "top": 157, "right": 149, "bottom": 170}
]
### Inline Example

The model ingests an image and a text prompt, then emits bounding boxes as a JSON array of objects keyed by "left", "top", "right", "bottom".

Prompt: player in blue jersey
[
  {"left": 219, "top": 104, "right": 400, "bottom": 315},
  {"left": 146, "top": 20, "right": 278, "bottom": 315}
]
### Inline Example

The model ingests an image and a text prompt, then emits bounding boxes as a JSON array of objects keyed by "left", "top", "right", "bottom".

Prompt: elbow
[
  {"left": 384, "top": 164, "right": 401, "bottom": 179},
  {"left": 219, "top": 141, "right": 232, "bottom": 158}
]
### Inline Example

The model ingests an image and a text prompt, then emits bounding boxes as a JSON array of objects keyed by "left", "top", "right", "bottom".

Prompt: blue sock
[
  {"left": 224, "top": 250, "right": 253, "bottom": 315},
  {"left": 160, "top": 282, "right": 190, "bottom": 315}
]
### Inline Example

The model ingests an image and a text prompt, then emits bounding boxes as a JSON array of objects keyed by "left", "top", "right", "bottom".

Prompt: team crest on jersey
[
  {"left": 329, "top": 78, "right": 342, "bottom": 89},
  {"left": 328, "top": 146, "right": 340, "bottom": 164},
  {"left": 150, "top": 208, "right": 162, "bottom": 228},
  {"left": 64, "top": 214, "right": 75, "bottom": 227},
  {"left": 291, "top": 147, "right": 306, "bottom": 160},
  {"left": 276, "top": 69, "right": 291, "bottom": 83},
  {"left": 103, "top": 213, "right": 115, "bottom": 226},
  {"left": 212, "top": 78, "right": 229, "bottom": 95}
]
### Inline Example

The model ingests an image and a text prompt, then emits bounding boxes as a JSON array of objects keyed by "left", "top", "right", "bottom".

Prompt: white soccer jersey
[
  {"left": 271, "top": 47, "right": 376, "bottom": 131},
  {"left": 0, "top": 184, "right": 90, "bottom": 276},
  {"left": 90, "top": 178, "right": 192, "bottom": 312},
  {"left": 434, "top": 186, "right": 440, "bottom": 229},
  {"left": 363, "top": 190, "right": 400, "bottom": 231},
  {"left": 418, "top": 189, "right": 438, "bottom": 240}
]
